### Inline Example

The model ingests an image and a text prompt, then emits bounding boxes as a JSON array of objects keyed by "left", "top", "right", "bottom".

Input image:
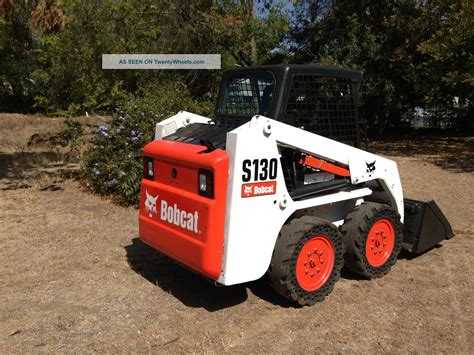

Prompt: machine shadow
[
  {"left": 125, "top": 237, "right": 296, "bottom": 309},
  {"left": 125, "top": 238, "right": 443, "bottom": 310},
  {"left": 246, "top": 277, "right": 295, "bottom": 308},
  {"left": 397, "top": 244, "right": 443, "bottom": 260},
  {"left": 125, "top": 238, "right": 248, "bottom": 311}
]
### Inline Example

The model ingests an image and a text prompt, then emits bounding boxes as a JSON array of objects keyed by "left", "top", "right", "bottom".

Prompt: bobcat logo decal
[
  {"left": 366, "top": 160, "right": 376, "bottom": 174},
  {"left": 241, "top": 181, "right": 277, "bottom": 198},
  {"left": 145, "top": 190, "right": 159, "bottom": 217}
]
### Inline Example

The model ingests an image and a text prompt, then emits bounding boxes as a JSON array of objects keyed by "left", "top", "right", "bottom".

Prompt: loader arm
[{"left": 256, "top": 116, "right": 404, "bottom": 220}]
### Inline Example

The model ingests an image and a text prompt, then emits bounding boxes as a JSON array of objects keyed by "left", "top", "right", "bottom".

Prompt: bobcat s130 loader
[{"left": 139, "top": 65, "right": 453, "bottom": 305}]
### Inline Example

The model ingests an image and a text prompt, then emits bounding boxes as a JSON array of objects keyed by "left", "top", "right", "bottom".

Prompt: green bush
[{"left": 82, "top": 86, "right": 213, "bottom": 205}]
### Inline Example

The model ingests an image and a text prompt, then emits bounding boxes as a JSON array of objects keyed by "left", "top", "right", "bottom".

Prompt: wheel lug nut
[
  {"left": 371, "top": 246, "right": 374, "bottom": 250},
  {"left": 317, "top": 268, "right": 320, "bottom": 273},
  {"left": 314, "top": 248, "right": 318, "bottom": 253},
  {"left": 320, "top": 260, "right": 324, "bottom": 264},
  {"left": 304, "top": 261, "right": 308, "bottom": 266},
  {"left": 310, "top": 272, "right": 314, "bottom": 277},
  {"left": 305, "top": 270, "right": 309, "bottom": 274},
  {"left": 307, "top": 252, "right": 311, "bottom": 257}
]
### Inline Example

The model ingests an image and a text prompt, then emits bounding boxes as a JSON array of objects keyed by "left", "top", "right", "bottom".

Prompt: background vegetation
[{"left": 1, "top": 0, "right": 472, "bottom": 204}]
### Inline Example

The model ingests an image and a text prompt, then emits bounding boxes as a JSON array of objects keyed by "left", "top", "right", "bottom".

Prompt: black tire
[
  {"left": 268, "top": 216, "right": 345, "bottom": 306},
  {"left": 341, "top": 202, "right": 403, "bottom": 279}
]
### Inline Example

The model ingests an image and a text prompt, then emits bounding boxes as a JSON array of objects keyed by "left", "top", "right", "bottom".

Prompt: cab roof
[{"left": 224, "top": 64, "right": 362, "bottom": 81}]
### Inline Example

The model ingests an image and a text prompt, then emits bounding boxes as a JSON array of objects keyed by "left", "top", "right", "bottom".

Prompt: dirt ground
[{"left": 1, "top": 114, "right": 473, "bottom": 353}]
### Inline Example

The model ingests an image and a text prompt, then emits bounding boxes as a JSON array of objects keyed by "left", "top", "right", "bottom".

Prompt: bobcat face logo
[
  {"left": 145, "top": 190, "right": 159, "bottom": 217},
  {"left": 366, "top": 160, "right": 376, "bottom": 174},
  {"left": 244, "top": 186, "right": 253, "bottom": 194}
]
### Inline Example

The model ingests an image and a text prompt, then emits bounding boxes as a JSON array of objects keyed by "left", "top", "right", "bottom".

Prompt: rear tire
[
  {"left": 341, "top": 202, "right": 403, "bottom": 279},
  {"left": 268, "top": 216, "right": 345, "bottom": 306}
]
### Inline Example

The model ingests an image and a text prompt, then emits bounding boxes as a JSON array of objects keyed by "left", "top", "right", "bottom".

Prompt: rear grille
[{"left": 164, "top": 123, "right": 229, "bottom": 149}]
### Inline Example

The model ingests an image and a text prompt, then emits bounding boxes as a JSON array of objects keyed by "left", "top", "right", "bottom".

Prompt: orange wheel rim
[
  {"left": 296, "top": 235, "right": 335, "bottom": 291},
  {"left": 365, "top": 219, "right": 395, "bottom": 267}
]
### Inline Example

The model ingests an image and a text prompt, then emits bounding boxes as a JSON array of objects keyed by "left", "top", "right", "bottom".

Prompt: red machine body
[{"left": 139, "top": 140, "right": 229, "bottom": 280}]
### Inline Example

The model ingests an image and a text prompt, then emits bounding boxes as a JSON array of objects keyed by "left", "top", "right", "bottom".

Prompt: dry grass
[
  {"left": 0, "top": 113, "right": 109, "bottom": 153},
  {"left": 0, "top": 113, "right": 108, "bottom": 191},
  {"left": 0, "top": 114, "right": 473, "bottom": 353}
]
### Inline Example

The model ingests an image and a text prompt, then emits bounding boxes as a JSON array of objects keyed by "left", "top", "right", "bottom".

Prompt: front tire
[
  {"left": 341, "top": 202, "right": 403, "bottom": 279},
  {"left": 268, "top": 216, "right": 345, "bottom": 306}
]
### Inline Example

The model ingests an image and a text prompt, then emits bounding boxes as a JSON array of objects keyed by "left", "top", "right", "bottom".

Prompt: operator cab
[
  {"left": 214, "top": 65, "right": 363, "bottom": 148},
  {"left": 165, "top": 65, "right": 363, "bottom": 150}
]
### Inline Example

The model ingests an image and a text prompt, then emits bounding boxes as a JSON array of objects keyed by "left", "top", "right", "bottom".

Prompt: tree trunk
[{"left": 245, "top": 0, "right": 257, "bottom": 65}]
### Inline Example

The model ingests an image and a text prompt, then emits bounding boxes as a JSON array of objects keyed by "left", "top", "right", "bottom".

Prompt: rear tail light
[
  {"left": 144, "top": 157, "right": 154, "bottom": 180},
  {"left": 198, "top": 169, "right": 214, "bottom": 198}
]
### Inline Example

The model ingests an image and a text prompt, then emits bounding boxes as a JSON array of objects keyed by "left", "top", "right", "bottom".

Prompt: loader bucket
[{"left": 402, "top": 199, "right": 454, "bottom": 254}]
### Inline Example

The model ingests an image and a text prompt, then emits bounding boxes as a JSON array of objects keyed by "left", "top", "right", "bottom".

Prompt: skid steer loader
[{"left": 139, "top": 65, "right": 453, "bottom": 306}]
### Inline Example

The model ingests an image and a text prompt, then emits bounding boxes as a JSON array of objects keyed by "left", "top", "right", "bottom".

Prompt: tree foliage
[
  {"left": 198, "top": 0, "right": 289, "bottom": 66},
  {"left": 1, "top": 0, "right": 472, "bottom": 204},
  {"left": 290, "top": 0, "right": 473, "bottom": 132},
  {"left": 416, "top": 0, "right": 473, "bottom": 127},
  {"left": 1, "top": 0, "right": 471, "bottom": 128},
  {"left": 0, "top": 0, "right": 39, "bottom": 111},
  {"left": 0, "top": 0, "right": 288, "bottom": 114},
  {"left": 30, "top": 0, "right": 66, "bottom": 34}
]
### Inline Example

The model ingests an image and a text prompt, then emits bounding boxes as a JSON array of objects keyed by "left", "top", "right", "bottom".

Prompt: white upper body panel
[
  {"left": 218, "top": 116, "right": 403, "bottom": 285},
  {"left": 155, "top": 111, "right": 211, "bottom": 140}
]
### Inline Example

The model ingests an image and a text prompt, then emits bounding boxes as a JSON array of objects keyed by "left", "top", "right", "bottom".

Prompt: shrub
[{"left": 82, "top": 86, "right": 213, "bottom": 205}]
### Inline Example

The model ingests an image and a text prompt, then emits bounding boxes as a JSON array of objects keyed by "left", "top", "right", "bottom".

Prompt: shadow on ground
[
  {"left": 398, "top": 244, "right": 443, "bottom": 260},
  {"left": 125, "top": 238, "right": 250, "bottom": 311},
  {"left": 125, "top": 237, "right": 449, "bottom": 311},
  {"left": 0, "top": 151, "right": 78, "bottom": 190},
  {"left": 369, "top": 137, "right": 474, "bottom": 173}
]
